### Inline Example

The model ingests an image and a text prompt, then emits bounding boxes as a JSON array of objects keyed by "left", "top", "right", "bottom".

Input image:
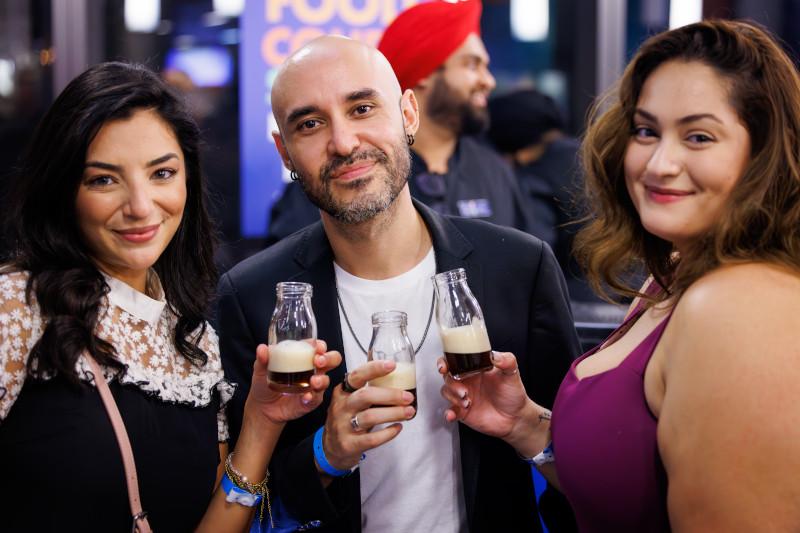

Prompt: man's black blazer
[{"left": 216, "top": 200, "right": 581, "bottom": 532}]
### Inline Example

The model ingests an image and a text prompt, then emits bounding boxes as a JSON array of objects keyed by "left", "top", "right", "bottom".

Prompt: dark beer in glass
[
  {"left": 267, "top": 282, "right": 317, "bottom": 393},
  {"left": 433, "top": 269, "right": 492, "bottom": 380}
]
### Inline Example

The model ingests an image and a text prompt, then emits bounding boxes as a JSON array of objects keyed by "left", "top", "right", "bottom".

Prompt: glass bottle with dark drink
[
  {"left": 367, "top": 310, "right": 417, "bottom": 416},
  {"left": 267, "top": 282, "right": 317, "bottom": 393},
  {"left": 432, "top": 268, "right": 492, "bottom": 380}
]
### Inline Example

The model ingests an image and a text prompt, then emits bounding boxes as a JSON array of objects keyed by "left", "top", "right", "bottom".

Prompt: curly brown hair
[{"left": 574, "top": 19, "right": 800, "bottom": 302}]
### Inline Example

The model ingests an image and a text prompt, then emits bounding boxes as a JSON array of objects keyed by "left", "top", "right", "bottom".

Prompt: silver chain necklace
[{"left": 335, "top": 281, "right": 436, "bottom": 356}]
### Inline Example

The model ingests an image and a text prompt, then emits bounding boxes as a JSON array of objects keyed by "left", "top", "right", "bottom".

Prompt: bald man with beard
[
  {"left": 217, "top": 36, "right": 579, "bottom": 533},
  {"left": 265, "top": 0, "right": 535, "bottom": 247}
]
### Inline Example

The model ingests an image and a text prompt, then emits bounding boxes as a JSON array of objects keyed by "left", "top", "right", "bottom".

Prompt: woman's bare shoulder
[{"left": 676, "top": 262, "right": 800, "bottom": 325}]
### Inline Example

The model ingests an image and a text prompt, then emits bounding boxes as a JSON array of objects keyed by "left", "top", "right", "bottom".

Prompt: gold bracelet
[{"left": 225, "top": 452, "right": 273, "bottom": 526}]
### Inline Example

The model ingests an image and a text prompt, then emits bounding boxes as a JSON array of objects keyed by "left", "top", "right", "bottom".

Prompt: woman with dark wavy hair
[
  {"left": 0, "top": 62, "right": 340, "bottom": 531},
  {"left": 437, "top": 20, "right": 800, "bottom": 531}
]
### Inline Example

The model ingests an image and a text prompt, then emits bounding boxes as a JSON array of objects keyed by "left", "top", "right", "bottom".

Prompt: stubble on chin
[{"left": 298, "top": 139, "right": 410, "bottom": 225}]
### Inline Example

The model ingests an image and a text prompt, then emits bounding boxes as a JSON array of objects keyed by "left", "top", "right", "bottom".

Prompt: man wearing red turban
[{"left": 377, "top": 0, "right": 534, "bottom": 233}]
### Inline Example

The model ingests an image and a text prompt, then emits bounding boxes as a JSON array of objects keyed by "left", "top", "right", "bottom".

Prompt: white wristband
[{"left": 519, "top": 442, "right": 555, "bottom": 466}]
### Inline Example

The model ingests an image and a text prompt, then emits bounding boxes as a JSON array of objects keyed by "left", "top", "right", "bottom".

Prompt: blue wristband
[
  {"left": 313, "top": 426, "right": 353, "bottom": 477},
  {"left": 221, "top": 472, "right": 263, "bottom": 507}
]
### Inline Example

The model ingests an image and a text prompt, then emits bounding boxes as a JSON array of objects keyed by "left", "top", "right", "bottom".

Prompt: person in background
[
  {"left": 439, "top": 20, "right": 800, "bottom": 531},
  {"left": 218, "top": 35, "right": 579, "bottom": 532},
  {"left": 488, "top": 88, "right": 599, "bottom": 303},
  {"left": 265, "top": 0, "right": 534, "bottom": 246},
  {"left": 0, "top": 61, "right": 340, "bottom": 532}
]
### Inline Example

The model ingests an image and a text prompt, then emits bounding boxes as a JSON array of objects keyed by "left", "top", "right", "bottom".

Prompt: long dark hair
[
  {"left": 4, "top": 61, "right": 218, "bottom": 382},
  {"left": 574, "top": 20, "right": 800, "bottom": 301}
]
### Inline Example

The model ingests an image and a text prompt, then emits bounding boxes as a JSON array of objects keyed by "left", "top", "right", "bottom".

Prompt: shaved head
[
  {"left": 268, "top": 35, "right": 419, "bottom": 226},
  {"left": 272, "top": 36, "right": 402, "bottom": 127}
]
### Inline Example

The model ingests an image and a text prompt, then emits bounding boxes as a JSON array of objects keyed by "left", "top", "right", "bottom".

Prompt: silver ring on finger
[{"left": 350, "top": 414, "right": 362, "bottom": 432}]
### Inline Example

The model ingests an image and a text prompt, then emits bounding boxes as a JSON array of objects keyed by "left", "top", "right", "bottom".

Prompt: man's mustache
[{"left": 320, "top": 149, "right": 389, "bottom": 182}]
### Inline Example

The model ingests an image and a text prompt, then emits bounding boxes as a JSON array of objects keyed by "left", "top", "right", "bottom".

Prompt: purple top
[{"left": 551, "top": 305, "right": 673, "bottom": 532}]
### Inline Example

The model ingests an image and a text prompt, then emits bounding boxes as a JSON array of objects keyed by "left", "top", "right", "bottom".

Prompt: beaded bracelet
[{"left": 224, "top": 452, "right": 273, "bottom": 526}]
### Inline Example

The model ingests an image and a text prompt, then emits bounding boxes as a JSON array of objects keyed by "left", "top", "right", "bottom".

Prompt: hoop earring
[
  {"left": 406, "top": 133, "right": 415, "bottom": 146},
  {"left": 290, "top": 170, "right": 299, "bottom": 181}
]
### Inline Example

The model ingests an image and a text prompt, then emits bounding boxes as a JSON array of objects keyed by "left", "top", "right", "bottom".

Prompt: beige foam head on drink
[
  {"left": 440, "top": 319, "right": 491, "bottom": 353},
  {"left": 369, "top": 361, "right": 417, "bottom": 389},
  {"left": 268, "top": 339, "right": 315, "bottom": 372}
]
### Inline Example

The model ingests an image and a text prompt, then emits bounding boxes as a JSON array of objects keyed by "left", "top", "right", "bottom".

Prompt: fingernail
[
  {"left": 405, "top": 406, "right": 416, "bottom": 418},
  {"left": 437, "top": 363, "right": 445, "bottom": 373},
  {"left": 402, "top": 391, "right": 414, "bottom": 402},
  {"left": 490, "top": 351, "right": 499, "bottom": 363},
  {"left": 459, "top": 389, "right": 467, "bottom": 399},
  {"left": 462, "top": 399, "right": 471, "bottom": 409},
  {"left": 384, "top": 360, "right": 395, "bottom": 369}
]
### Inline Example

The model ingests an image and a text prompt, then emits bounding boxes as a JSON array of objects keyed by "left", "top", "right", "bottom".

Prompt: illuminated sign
[{"left": 240, "top": 0, "right": 423, "bottom": 237}]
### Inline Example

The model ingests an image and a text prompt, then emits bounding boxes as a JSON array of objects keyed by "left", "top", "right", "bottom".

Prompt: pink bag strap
[{"left": 84, "top": 354, "right": 153, "bottom": 533}]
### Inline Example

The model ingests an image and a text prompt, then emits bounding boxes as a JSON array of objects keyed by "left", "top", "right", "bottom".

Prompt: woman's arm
[
  {"left": 196, "top": 342, "right": 341, "bottom": 533},
  {"left": 658, "top": 264, "right": 800, "bottom": 531},
  {"left": 438, "top": 351, "right": 561, "bottom": 488}
]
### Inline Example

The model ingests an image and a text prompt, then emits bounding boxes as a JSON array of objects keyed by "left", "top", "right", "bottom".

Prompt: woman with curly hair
[{"left": 438, "top": 20, "right": 800, "bottom": 531}]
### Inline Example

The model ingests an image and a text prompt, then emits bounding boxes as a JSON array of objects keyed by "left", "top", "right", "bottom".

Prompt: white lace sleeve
[
  {"left": 198, "top": 324, "right": 236, "bottom": 442},
  {"left": 0, "top": 271, "right": 44, "bottom": 421}
]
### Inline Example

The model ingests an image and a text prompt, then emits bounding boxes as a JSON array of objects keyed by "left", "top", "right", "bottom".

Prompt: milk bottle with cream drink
[
  {"left": 433, "top": 268, "right": 493, "bottom": 380},
  {"left": 267, "top": 282, "right": 317, "bottom": 392},
  {"left": 367, "top": 311, "right": 418, "bottom": 416}
]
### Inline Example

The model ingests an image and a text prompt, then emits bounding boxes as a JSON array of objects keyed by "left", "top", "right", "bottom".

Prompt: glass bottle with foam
[
  {"left": 367, "top": 310, "right": 417, "bottom": 417},
  {"left": 432, "top": 268, "right": 492, "bottom": 380},
  {"left": 267, "top": 282, "right": 317, "bottom": 393}
]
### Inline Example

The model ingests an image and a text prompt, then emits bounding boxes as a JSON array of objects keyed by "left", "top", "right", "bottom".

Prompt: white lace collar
[{"left": 102, "top": 271, "right": 166, "bottom": 327}]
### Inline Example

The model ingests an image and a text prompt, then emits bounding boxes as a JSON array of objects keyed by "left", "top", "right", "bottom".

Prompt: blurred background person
[
  {"left": 488, "top": 87, "right": 627, "bottom": 351},
  {"left": 488, "top": 87, "right": 595, "bottom": 303},
  {"left": 379, "top": 0, "right": 533, "bottom": 232}
]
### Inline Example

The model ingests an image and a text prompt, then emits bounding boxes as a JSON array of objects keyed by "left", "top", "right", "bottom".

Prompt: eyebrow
[
  {"left": 286, "top": 105, "right": 319, "bottom": 126},
  {"left": 345, "top": 88, "right": 379, "bottom": 102},
  {"left": 85, "top": 152, "right": 179, "bottom": 172},
  {"left": 463, "top": 53, "right": 489, "bottom": 64},
  {"left": 285, "top": 88, "right": 380, "bottom": 125},
  {"left": 634, "top": 108, "right": 723, "bottom": 125}
]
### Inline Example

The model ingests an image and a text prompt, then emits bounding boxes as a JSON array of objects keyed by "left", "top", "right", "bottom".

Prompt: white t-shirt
[{"left": 334, "top": 249, "right": 467, "bottom": 533}]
